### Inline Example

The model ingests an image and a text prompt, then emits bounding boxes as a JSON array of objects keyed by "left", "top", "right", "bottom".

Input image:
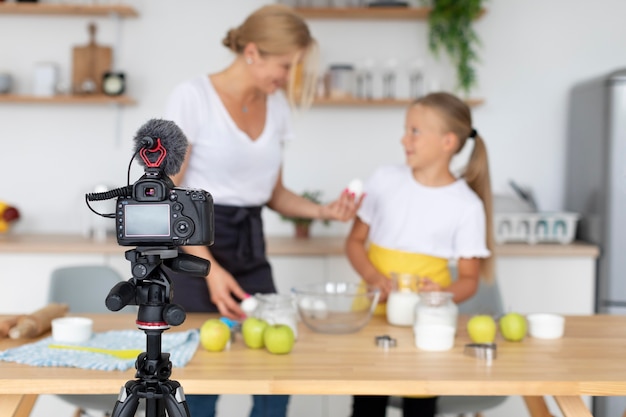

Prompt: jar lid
[{"left": 419, "top": 291, "right": 454, "bottom": 306}]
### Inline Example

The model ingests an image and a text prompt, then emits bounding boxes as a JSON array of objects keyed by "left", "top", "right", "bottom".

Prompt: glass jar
[
  {"left": 386, "top": 273, "right": 420, "bottom": 326},
  {"left": 253, "top": 293, "right": 299, "bottom": 339},
  {"left": 414, "top": 292, "right": 458, "bottom": 330},
  {"left": 326, "top": 64, "right": 355, "bottom": 98},
  {"left": 413, "top": 292, "right": 458, "bottom": 351}
]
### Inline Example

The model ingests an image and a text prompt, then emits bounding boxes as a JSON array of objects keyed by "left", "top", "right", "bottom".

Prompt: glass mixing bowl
[{"left": 291, "top": 281, "right": 380, "bottom": 334}]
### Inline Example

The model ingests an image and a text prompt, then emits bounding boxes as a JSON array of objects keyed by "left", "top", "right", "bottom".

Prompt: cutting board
[{"left": 72, "top": 23, "right": 112, "bottom": 95}]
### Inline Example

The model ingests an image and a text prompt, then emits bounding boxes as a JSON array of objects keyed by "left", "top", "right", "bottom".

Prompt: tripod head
[{"left": 106, "top": 246, "right": 210, "bottom": 328}]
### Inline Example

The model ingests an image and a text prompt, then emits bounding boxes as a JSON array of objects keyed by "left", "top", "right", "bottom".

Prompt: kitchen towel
[{"left": 0, "top": 329, "right": 199, "bottom": 371}]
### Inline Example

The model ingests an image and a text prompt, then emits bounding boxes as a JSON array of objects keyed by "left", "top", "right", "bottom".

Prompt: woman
[{"left": 164, "top": 5, "right": 361, "bottom": 417}]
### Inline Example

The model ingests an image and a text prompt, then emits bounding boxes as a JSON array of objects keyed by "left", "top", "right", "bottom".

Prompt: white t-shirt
[
  {"left": 164, "top": 75, "right": 294, "bottom": 206},
  {"left": 358, "top": 164, "right": 490, "bottom": 260}
]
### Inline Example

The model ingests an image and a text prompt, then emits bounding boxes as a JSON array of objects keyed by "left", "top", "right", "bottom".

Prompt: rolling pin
[
  {"left": 8, "top": 303, "right": 69, "bottom": 339},
  {"left": 0, "top": 315, "right": 21, "bottom": 338}
]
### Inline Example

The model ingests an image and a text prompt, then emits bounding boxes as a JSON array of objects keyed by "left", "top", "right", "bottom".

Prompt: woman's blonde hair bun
[{"left": 222, "top": 28, "right": 240, "bottom": 52}]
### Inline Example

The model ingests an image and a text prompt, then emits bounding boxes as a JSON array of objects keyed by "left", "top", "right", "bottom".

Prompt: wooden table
[{"left": 1, "top": 314, "right": 625, "bottom": 417}]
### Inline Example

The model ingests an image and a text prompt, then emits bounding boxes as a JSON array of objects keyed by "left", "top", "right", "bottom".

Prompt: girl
[{"left": 346, "top": 92, "right": 494, "bottom": 417}]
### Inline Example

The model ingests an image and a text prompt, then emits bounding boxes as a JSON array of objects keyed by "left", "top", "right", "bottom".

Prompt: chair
[
  {"left": 389, "top": 278, "right": 508, "bottom": 417},
  {"left": 47, "top": 264, "right": 134, "bottom": 417}
]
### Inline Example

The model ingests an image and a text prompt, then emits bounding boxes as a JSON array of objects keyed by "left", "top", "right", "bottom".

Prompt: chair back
[
  {"left": 457, "top": 279, "right": 505, "bottom": 317},
  {"left": 48, "top": 265, "right": 125, "bottom": 314}
]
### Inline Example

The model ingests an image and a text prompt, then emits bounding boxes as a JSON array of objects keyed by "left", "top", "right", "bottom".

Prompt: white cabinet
[
  {"left": 496, "top": 255, "right": 595, "bottom": 315},
  {"left": 270, "top": 255, "right": 326, "bottom": 295}
]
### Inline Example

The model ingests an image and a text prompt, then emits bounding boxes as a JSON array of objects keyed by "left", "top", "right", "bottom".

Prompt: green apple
[
  {"left": 499, "top": 312, "right": 527, "bottom": 342},
  {"left": 263, "top": 324, "right": 295, "bottom": 355},
  {"left": 242, "top": 317, "right": 269, "bottom": 349},
  {"left": 199, "top": 319, "right": 231, "bottom": 352},
  {"left": 467, "top": 315, "right": 497, "bottom": 343}
]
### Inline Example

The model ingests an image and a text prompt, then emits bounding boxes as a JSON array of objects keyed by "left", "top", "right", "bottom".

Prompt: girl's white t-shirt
[
  {"left": 358, "top": 164, "right": 490, "bottom": 260},
  {"left": 164, "top": 75, "right": 294, "bottom": 206}
]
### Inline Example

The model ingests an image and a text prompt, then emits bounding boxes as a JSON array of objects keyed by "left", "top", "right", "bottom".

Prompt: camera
[
  {"left": 115, "top": 170, "right": 214, "bottom": 247},
  {"left": 85, "top": 119, "right": 214, "bottom": 249}
]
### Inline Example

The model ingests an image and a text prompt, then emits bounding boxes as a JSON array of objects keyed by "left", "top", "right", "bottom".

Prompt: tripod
[{"left": 105, "top": 246, "right": 210, "bottom": 417}]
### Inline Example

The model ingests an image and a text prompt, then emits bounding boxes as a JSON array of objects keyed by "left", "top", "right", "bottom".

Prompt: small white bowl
[
  {"left": 526, "top": 313, "right": 565, "bottom": 339},
  {"left": 51, "top": 317, "right": 93, "bottom": 343}
]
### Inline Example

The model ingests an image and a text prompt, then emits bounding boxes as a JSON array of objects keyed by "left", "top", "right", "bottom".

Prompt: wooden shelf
[
  {"left": 313, "top": 97, "right": 484, "bottom": 107},
  {"left": 0, "top": 94, "right": 136, "bottom": 105},
  {"left": 295, "top": 7, "right": 485, "bottom": 20},
  {"left": 0, "top": 3, "right": 138, "bottom": 17},
  {"left": 296, "top": 6, "right": 429, "bottom": 20}
]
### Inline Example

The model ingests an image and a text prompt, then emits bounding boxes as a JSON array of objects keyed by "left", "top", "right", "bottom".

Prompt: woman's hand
[
  {"left": 320, "top": 190, "right": 364, "bottom": 222},
  {"left": 206, "top": 266, "right": 248, "bottom": 320}
]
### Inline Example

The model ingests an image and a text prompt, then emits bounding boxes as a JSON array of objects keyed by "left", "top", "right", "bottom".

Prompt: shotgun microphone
[{"left": 132, "top": 118, "right": 188, "bottom": 176}]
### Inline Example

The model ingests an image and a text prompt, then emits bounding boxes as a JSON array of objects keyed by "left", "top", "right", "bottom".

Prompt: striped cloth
[{"left": 0, "top": 329, "right": 199, "bottom": 371}]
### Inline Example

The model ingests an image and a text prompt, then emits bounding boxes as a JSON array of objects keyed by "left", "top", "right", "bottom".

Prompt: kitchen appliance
[{"left": 565, "top": 68, "right": 626, "bottom": 417}]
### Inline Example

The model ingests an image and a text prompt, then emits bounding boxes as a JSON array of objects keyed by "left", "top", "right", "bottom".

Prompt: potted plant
[
  {"left": 281, "top": 190, "right": 329, "bottom": 239},
  {"left": 422, "top": 0, "right": 486, "bottom": 97}
]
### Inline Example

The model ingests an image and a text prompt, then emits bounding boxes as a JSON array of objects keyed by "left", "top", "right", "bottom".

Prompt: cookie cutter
[
  {"left": 375, "top": 334, "right": 397, "bottom": 349},
  {"left": 464, "top": 343, "right": 497, "bottom": 360}
]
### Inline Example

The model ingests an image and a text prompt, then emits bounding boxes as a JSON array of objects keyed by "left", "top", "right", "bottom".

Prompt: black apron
[{"left": 167, "top": 204, "right": 276, "bottom": 313}]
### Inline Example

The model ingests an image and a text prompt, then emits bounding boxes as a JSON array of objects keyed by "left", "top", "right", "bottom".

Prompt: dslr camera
[
  {"left": 85, "top": 119, "right": 214, "bottom": 249},
  {"left": 115, "top": 169, "right": 214, "bottom": 247}
]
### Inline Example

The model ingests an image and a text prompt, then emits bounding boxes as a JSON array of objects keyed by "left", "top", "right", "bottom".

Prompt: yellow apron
[
  {"left": 366, "top": 243, "right": 452, "bottom": 399},
  {"left": 367, "top": 243, "right": 452, "bottom": 315}
]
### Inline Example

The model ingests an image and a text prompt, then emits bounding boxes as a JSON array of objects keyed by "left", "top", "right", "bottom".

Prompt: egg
[
  {"left": 347, "top": 179, "right": 364, "bottom": 198},
  {"left": 312, "top": 299, "right": 329, "bottom": 319},
  {"left": 240, "top": 295, "right": 259, "bottom": 315}
]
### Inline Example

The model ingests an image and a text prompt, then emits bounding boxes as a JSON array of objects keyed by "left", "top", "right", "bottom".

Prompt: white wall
[{"left": 2, "top": 0, "right": 626, "bottom": 237}]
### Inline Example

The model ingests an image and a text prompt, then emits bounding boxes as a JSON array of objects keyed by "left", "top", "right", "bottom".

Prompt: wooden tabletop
[
  {"left": 0, "top": 313, "right": 624, "bottom": 399},
  {"left": 2, "top": 314, "right": 624, "bottom": 417}
]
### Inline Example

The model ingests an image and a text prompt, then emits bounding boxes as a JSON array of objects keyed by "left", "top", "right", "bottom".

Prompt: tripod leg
[
  {"left": 163, "top": 381, "right": 191, "bottom": 417},
  {"left": 111, "top": 383, "right": 142, "bottom": 417}
]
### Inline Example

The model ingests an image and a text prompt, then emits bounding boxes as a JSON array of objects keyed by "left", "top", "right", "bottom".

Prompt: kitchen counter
[{"left": 0, "top": 233, "right": 600, "bottom": 258}]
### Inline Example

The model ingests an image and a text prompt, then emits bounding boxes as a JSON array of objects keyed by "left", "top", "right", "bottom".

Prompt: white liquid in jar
[{"left": 386, "top": 291, "right": 419, "bottom": 326}]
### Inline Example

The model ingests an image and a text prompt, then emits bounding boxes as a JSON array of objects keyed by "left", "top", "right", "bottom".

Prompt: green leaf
[{"left": 422, "top": 0, "right": 487, "bottom": 96}]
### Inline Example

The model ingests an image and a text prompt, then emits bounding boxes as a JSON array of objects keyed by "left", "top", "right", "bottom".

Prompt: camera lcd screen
[{"left": 124, "top": 204, "right": 170, "bottom": 237}]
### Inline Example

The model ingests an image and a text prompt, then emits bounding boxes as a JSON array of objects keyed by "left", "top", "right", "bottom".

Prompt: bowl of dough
[{"left": 291, "top": 281, "right": 380, "bottom": 334}]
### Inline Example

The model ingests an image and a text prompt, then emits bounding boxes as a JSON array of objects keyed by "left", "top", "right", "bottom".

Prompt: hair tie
[{"left": 469, "top": 128, "right": 478, "bottom": 139}]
